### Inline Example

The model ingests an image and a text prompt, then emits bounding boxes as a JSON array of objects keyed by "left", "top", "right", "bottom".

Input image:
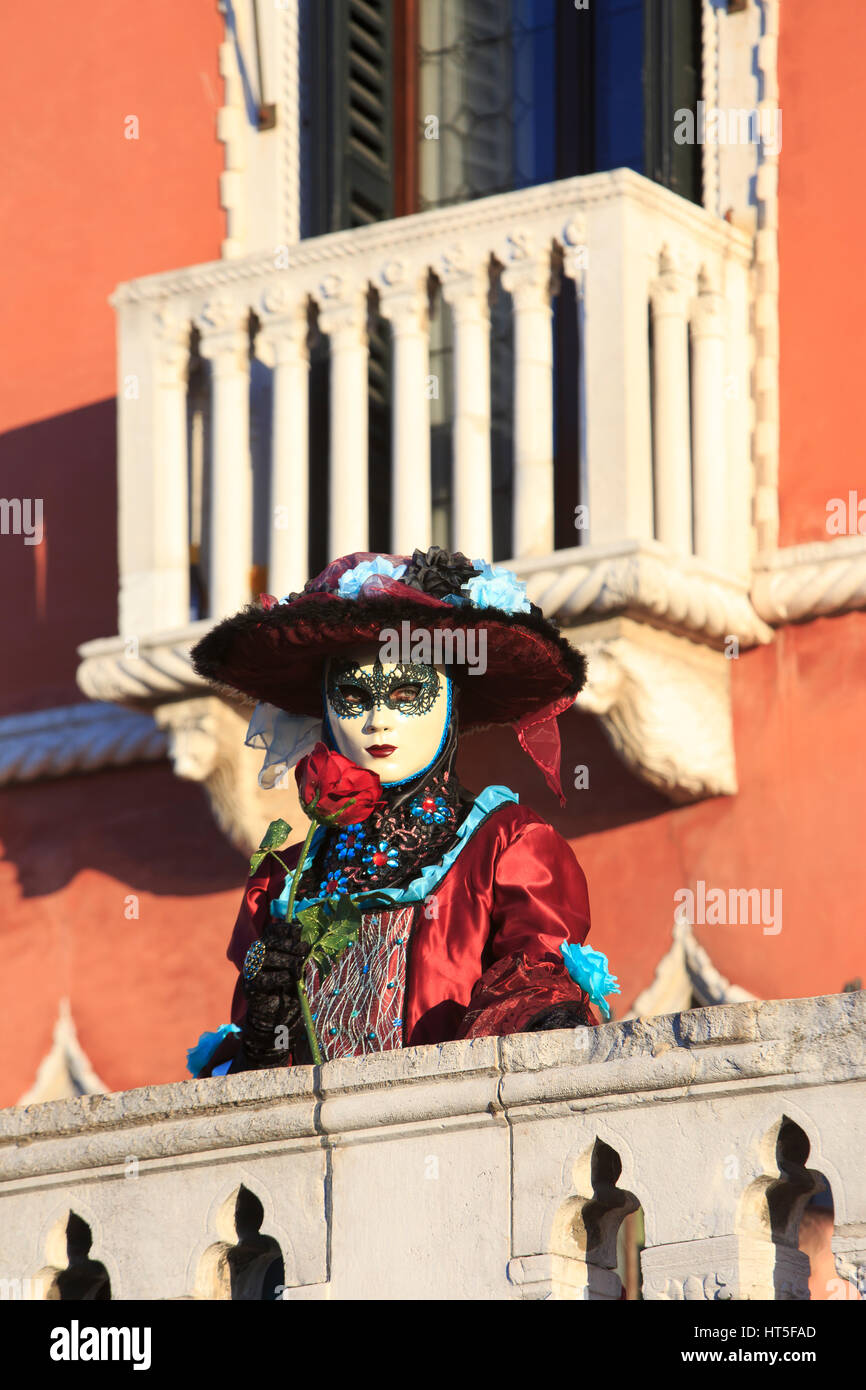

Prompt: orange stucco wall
[
  {"left": 0, "top": 5, "right": 863, "bottom": 1106},
  {"left": 0, "top": 2, "right": 225, "bottom": 714},
  {"left": 777, "top": 0, "right": 866, "bottom": 546}
]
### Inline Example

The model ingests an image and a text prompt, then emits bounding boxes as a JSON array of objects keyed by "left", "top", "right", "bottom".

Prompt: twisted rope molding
[
  {"left": 0, "top": 704, "right": 166, "bottom": 787},
  {"left": 752, "top": 536, "right": 866, "bottom": 624},
  {"left": 280, "top": 0, "right": 301, "bottom": 248},
  {"left": 752, "top": 0, "right": 781, "bottom": 552},
  {"left": 701, "top": 0, "right": 721, "bottom": 218},
  {"left": 516, "top": 546, "right": 774, "bottom": 648},
  {"left": 76, "top": 624, "right": 212, "bottom": 704}
]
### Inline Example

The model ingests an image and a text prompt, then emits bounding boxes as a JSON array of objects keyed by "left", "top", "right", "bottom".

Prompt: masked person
[{"left": 186, "top": 549, "right": 618, "bottom": 1077}]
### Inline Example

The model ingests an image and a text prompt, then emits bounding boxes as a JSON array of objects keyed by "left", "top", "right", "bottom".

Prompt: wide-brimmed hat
[{"left": 191, "top": 548, "right": 586, "bottom": 801}]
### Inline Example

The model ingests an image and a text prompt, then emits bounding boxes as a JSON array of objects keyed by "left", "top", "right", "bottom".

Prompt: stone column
[
  {"left": 197, "top": 302, "right": 253, "bottom": 618},
  {"left": 317, "top": 279, "right": 369, "bottom": 557},
  {"left": 690, "top": 267, "right": 728, "bottom": 570},
  {"left": 379, "top": 265, "right": 432, "bottom": 553},
  {"left": 501, "top": 247, "right": 555, "bottom": 558},
  {"left": 441, "top": 262, "right": 492, "bottom": 560},
  {"left": 579, "top": 200, "right": 654, "bottom": 546},
  {"left": 151, "top": 310, "right": 191, "bottom": 629},
  {"left": 650, "top": 248, "right": 693, "bottom": 557},
  {"left": 257, "top": 289, "right": 310, "bottom": 597}
]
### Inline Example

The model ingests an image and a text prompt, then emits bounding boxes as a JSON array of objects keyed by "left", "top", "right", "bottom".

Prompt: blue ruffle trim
[
  {"left": 186, "top": 1023, "right": 240, "bottom": 1078},
  {"left": 270, "top": 784, "right": 519, "bottom": 918}
]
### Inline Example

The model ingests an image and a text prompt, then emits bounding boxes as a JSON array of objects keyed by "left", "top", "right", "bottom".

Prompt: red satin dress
[{"left": 227, "top": 797, "right": 596, "bottom": 1065}]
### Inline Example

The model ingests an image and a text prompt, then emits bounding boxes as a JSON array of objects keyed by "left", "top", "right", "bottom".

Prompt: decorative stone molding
[
  {"left": 0, "top": 703, "right": 166, "bottom": 787},
  {"left": 700, "top": 0, "right": 721, "bottom": 217},
  {"left": 111, "top": 169, "right": 751, "bottom": 307},
  {"left": 627, "top": 909, "right": 756, "bottom": 1019},
  {"left": 216, "top": 0, "right": 301, "bottom": 259},
  {"left": 753, "top": 0, "right": 782, "bottom": 553},
  {"left": 76, "top": 624, "right": 211, "bottom": 705},
  {"left": 2, "top": 994, "right": 861, "bottom": 1299},
  {"left": 752, "top": 536, "right": 866, "bottom": 624},
  {"left": 153, "top": 696, "right": 301, "bottom": 857},
  {"left": 515, "top": 542, "right": 773, "bottom": 650},
  {"left": 570, "top": 616, "right": 739, "bottom": 802},
  {"left": 17, "top": 1001, "right": 109, "bottom": 1105}
]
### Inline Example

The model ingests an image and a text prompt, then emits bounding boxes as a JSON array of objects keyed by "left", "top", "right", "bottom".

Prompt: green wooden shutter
[
  {"left": 331, "top": 0, "right": 395, "bottom": 229},
  {"left": 644, "top": 0, "right": 702, "bottom": 205}
]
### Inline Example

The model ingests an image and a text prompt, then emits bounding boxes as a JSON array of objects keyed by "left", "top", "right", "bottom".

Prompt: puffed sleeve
[{"left": 456, "top": 818, "right": 597, "bottom": 1039}]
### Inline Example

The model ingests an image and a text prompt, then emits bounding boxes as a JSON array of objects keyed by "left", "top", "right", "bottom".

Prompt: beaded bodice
[{"left": 305, "top": 904, "right": 414, "bottom": 1060}]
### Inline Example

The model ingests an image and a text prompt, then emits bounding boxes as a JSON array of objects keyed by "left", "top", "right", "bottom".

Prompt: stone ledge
[{"left": 1, "top": 995, "right": 861, "bottom": 1182}]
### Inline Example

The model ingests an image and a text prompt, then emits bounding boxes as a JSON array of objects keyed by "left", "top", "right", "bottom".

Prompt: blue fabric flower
[
  {"left": 559, "top": 942, "right": 621, "bottom": 1021},
  {"left": 462, "top": 560, "right": 531, "bottom": 615},
  {"left": 335, "top": 825, "right": 366, "bottom": 859},
  {"left": 337, "top": 556, "right": 407, "bottom": 598},
  {"left": 186, "top": 1023, "right": 240, "bottom": 1078}
]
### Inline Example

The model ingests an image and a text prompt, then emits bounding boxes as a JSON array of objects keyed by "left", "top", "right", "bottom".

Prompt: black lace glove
[
  {"left": 525, "top": 1001, "right": 594, "bottom": 1031},
  {"left": 232, "top": 918, "right": 310, "bottom": 1070}
]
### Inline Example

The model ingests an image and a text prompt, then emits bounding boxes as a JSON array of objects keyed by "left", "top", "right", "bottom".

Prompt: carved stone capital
[
  {"left": 377, "top": 273, "right": 429, "bottom": 335},
  {"left": 571, "top": 616, "right": 738, "bottom": 802}
]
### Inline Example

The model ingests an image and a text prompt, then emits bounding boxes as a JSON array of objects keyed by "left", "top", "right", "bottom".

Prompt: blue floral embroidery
[
  {"left": 462, "top": 560, "right": 531, "bottom": 615},
  {"left": 337, "top": 556, "right": 407, "bottom": 598},
  {"left": 335, "top": 825, "right": 367, "bottom": 860},
  {"left": 409, "top": 792, "right": 452, "bottom": 826},
  {"left": 271, "top": 786, "right": 519, "bottom": 917},
  {"left": 559, "top": 942, "right": 621, "bottom": 1021}
]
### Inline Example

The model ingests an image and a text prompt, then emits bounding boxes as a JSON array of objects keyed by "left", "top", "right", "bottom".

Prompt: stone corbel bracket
[
  {"left": 570, "top": 616, "right": 739, "bottom": 803},
  {"left": 77, "top": 626, "right": 298, "bottom": 856},
  {"left": 152, "top": 696, "right": 301, "bottom": 858}
]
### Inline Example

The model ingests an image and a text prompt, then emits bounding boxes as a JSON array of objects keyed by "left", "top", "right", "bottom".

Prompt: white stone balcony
[
  {"left": 77, "top": 169, "right": 767, "bottom": 829},
  {"left": 1, "top": 994, "right": 863, "bottom": 1300},
  {"left": 106, "top": 167, "right": 756, "bottom": 631}
]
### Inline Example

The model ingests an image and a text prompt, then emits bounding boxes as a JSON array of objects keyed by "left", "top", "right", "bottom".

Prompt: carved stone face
[{"left": 324, "top": 643, "right": 450, "bottom": 784}]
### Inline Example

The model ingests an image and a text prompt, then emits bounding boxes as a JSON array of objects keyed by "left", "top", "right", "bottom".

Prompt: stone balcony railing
[
  {"left": 1, "top": 993, "right": 863, "bottom": 1301},
  {"left": 74, "top": 169, "right": 766, "bottom": 831}
]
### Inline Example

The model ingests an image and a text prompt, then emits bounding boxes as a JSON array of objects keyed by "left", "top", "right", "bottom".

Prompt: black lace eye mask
[{"left": 326, "top": 660, "right": 441, "bottom": 719}]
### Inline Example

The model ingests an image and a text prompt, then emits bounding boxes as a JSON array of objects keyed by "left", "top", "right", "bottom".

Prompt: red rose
[{"left": 294, "top": 742, "right": 382, "bottom": 827}]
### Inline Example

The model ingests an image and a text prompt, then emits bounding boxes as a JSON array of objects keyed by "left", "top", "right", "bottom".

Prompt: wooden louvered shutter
[
  {"left": 331, "top": 0, "right": 395, "bottom": 229},
  {"left": 644, "top": 0, "right": 702, "bottom": 205}
]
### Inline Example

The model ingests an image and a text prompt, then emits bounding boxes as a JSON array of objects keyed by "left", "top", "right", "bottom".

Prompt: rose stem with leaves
[{"left": 283, "top": 820, "right": 324, "bottom": 1065}]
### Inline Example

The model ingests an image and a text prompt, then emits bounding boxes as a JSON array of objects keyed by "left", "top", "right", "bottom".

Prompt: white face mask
[{"left": 324, "top": 646, "right": 450, "bottom": 785}]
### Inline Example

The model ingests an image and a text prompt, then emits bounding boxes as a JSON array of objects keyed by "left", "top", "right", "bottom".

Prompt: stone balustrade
[
  {"left": 1, "top": 993, "right": 863, "bottom": 1301},
  {"left": 110, "top": 167, "right": 753, "bottom": 636}
]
